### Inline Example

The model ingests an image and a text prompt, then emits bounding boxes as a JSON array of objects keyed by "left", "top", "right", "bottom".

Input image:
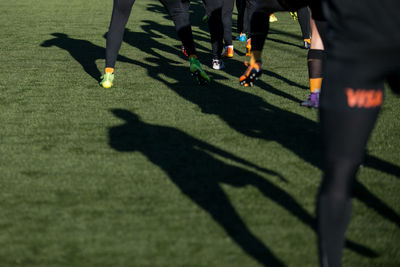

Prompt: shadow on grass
[
  {"left": 127, "top": 12, "right": 400, "bottom": 231},
  {"left": 267, "top": 37, "right": 304, "bottom": 49},
  {"left": 109, "top": 109, "right": 292, "bottom": 266},
  {"left": 40, "top": 33, "right": 135, "bottom": 82},
  {"left": 39, "top": 4, "right": 398, "bottom": 264},
  {"left": 120, "top": 15, "right": 400, "bottom": 256}
]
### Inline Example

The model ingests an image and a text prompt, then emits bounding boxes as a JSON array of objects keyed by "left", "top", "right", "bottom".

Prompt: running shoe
[
  {"left": 300, "top": 92, "right": 320, "bottom": 108},
  {"left": 269, "top": 14, "right": 278, "bottom": 23},
  {"left": 237, "top": 33, "right": 247, "bottom": 42},
  {"left": 223, "top": 45, "right": 234, "bottom": 58},
  {"left": 239, "top": 61, "right": 262, "bottom": 87},
  {"left": 212, "top": 58, "right": 225, "bottom": 70},
  {"left": 190, "top": 57, "right": 210, "bottom": 84},
  {"left": 290, "top": 12, "right": 298, "bottom": 21},
  {"left": 100, "top": 72, "right": 114, "bottom": 88}
]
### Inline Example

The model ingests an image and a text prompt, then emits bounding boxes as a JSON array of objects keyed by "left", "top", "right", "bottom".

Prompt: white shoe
[{"left": 212, "top": 58, "right": 225, "bottom": 70}]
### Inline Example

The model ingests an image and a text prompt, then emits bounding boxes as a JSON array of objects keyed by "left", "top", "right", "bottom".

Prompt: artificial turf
[{"left": 0, "top": 0, "right": 399, "bottom": 266}]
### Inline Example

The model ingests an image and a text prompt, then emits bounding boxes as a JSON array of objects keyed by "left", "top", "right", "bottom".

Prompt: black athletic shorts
[
  {"left": 321, "top": 0, "right": 400, "bottom": 111},
  {"left": 320, "top": 0, "right": 400, "bottom": 163}
]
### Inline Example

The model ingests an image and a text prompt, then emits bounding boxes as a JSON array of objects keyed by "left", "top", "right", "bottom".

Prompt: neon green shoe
[
  {"left": 100, "top": 72, "right": 114, "bottom": 88},
  {"left": 269, "top": 14, "right": 278, "bottom": 23},
  {"left": 189, "top": 57, "right": 210, "bottom": 84}
]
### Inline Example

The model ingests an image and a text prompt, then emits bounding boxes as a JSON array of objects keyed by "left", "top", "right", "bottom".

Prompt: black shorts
[
  {"left": 320, "top": 0, "right": 400, "bottom": 163},
  {"left": 321, "top": 0, "right": 400, "bottom": 111},
  {"left": 323, "top": 0, "right": 400, "bottom": 61}
]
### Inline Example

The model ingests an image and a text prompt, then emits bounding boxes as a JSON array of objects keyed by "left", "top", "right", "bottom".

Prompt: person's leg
[
  {"left": 203, "top": 0, "right": 225, "bottom": 68},
  {"left": 239, "top": 0, "right": 287, "bottom": 86},
  {"left": 317, "top": 0, "right": 400, "bottom": 265},
  {"left": 301, "top": 18, "right": 326, "bottom": 107},
  {"left": 319, "top": 106, "right": 381, "bottom": 267},
  {"left": 105, "top": 0, "right": 136, "bottom": 69},
  {"left": 204, "top": 0, "right": 224, "bottom": 59},
  {"left": 319, "top": 52, "right": 386, "bottom": 266},
  {"left": 243, "top": 0, "right": 257, "bottom": 35},
  {"left": 159, "top": 0, "right": 196, "bottom": 56},
  {"left": 159, "top": 0, "right": 210, "bottom": 84},
  {"left": 222, "top": 0, "right": 234, "bottom": 46},
  {"left": 250, "top": 0, "right": 310, "bottom": 56},
  {"left": 101, "top": 0, "right": 136, "bottom": 88},
  {"left": 239, "top": 0, "right": 320, "bottom": 87},
  {"left": 297, "top": 7, "right": 311, "bottom": 48},
  {"left": 222, "top": 0, "right": 235, "bottom": 57},
  {"left": 243, "top": 0, "right": 257, "bottom": 55},
  {"left": 236, "top": 0, "right": 246, "bottom": 37}
]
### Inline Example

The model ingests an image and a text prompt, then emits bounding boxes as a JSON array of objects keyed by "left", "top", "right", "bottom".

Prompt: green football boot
[
  {"left": 189, "top": 57, "right": 210, "bottom": 85},
  {"left": 100, "top": 72, "right": 114, "bottom": 88}
]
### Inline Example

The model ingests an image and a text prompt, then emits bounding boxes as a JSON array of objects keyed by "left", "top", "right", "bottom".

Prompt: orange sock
[
  {"left": 105, "top": 67, "right": 114, "bottom": 74},
  {"left": 307, "top": 49, "right": 325, "bottom": 93},
  {"left": 309, "top": 78, "right": 322, "bottom": 93}
]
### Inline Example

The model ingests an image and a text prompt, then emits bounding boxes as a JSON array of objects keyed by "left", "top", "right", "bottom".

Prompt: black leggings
[
  {"left": 297, "top": 7, "right": 311, "bottom": 40},
  {"left": 318, "top": 53, "right": 399, "bottom": 266},
  {"left": 250, "top": 0, "right": 318, "bottom": 51},
  {"left": 160, "top": 0, "right": 225, "bottom": 59},
  {"left": 105, "top": 0, "right": 224, "bottom": 67},
  {"left": 236, "top": 0, "right": 257, "bottom": 35},
  {"left": 222, "top": 0, "right": 234, "bottom": 46},
  {"left": 203, "top": 0, "right": 224, "bottom": 58},
  {"left": 159, "top": 0, "right": 197, "bottom": 57},
  {"left": 105, "top": 0, "right": 198, "bottom": 68},
  {"left": 105, "top": 0, "right": 136, "bottom": 68}
]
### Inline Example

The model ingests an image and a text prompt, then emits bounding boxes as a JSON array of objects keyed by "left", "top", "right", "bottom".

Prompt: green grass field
[{"left": 0, "top": 0, "right": 399, "bottom": 266}]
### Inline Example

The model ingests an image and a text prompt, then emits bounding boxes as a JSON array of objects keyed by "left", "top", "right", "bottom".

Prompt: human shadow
[
  {"left": 269, "top": 28, "right": 303, "bottom": 42},
  {"left": 267, "top": 37, "right": 304, "bottom": 49},
  {"left": 119, "top": 18, "right": 400, "bottom": 232},
  {"left": 112, "top": 56, "right": 379, "bottom": 259},
  {"left": 130, "top": 19, "right": 211, "bottom": 61},
  {"left": 109, "top": 109, "right": 297, "bottom": 266},
  {"left": 40, "top": 33, "right": 135, "bottom": 81},
  {"left": 165, "top": 69, "right": 400, "bottom": 230},
  {"left": 122, "top": 25, "right": 399, "bottom": 257}
]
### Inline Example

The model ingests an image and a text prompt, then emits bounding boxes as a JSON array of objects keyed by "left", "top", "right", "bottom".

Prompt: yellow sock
[
  {"left": 105, "top": 67, "right": 114, "bottom": 74},
  {"left": 310, "top": 78, "right": 322, "bottom": 93}
]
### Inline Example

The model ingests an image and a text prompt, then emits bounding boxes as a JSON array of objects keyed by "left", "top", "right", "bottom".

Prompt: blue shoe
[{"left": 237, "top": 33, "right": 247, "bottom": 42}]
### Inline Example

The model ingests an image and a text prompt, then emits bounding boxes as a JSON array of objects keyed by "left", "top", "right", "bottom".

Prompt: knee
[{"left": 319, "top": 159, "right": 360, "bottom": 199}]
